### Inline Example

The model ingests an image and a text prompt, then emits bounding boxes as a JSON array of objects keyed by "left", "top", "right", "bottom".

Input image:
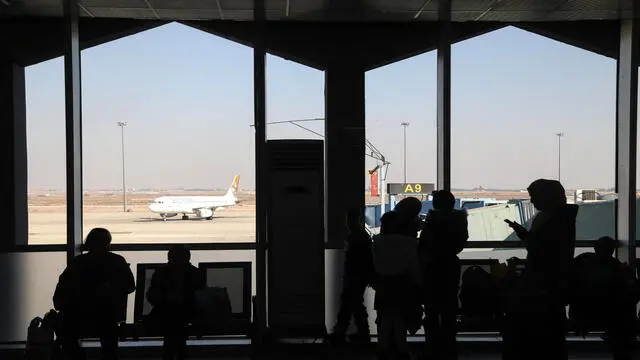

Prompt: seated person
[
  {"left": 570, "top": 237, "right": 638, "bottom": 360},
  {"left": 146, "top": 245, "right": 205, "bottom": 360},
  {"left": 53, "top": 228, "right": 135, "bottom": 360}
]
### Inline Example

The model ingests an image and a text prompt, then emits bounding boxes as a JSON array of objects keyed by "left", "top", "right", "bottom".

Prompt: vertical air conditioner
[{"left": 266, "top": 139, "right": 325, "bottom": 338}]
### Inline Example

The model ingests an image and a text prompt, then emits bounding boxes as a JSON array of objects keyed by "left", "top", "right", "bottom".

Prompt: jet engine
[
  {"left": 162, "top": 213, "right": 178, "bottom": 218},
  {"left": 195, "top": 208, "right": 213, "bottom": 218}
]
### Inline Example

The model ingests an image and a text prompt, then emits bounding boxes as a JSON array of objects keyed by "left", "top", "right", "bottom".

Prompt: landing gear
[
  {"left": 182, "top": 214, "right": 189, "bottom": 220},
  {"left": 206, "top": 216, "right": 214, "bottom": 221}
]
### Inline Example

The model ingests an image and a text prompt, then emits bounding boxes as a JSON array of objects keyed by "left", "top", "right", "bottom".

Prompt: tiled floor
[
  {"left": 2, "top": 340, "right": 629, "bottom": 360},
  {"left": 0, "top": 347, "right": 624, "bottom": 360}
]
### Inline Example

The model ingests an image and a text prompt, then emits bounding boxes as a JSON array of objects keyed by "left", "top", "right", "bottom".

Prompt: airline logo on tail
[{"left": 225, "top": 175, "right": 240, "bottom": 199}]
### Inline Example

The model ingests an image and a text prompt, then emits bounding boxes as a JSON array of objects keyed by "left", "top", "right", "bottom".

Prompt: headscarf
[
  {"left": 527, "top": 179, "right": 567, "bottom": 211},
  {"left": 394, "top": 197, "right": 422, "bottom": 218}
]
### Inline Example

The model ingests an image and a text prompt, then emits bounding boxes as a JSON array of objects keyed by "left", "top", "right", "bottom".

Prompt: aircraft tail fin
[{"left": 225, "top": 175, "right": 240, "bottom": 199}]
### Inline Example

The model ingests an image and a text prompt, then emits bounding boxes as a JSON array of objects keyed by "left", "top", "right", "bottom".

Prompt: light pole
[
  {"left": 555, "top": 132, "right": 564, "bottom": 182},
  {"left": 401, "top": 122, "right": 410, "bottom": 183},
  {"left": 117, "top": 121, "right": 128, "bottom": 212}
]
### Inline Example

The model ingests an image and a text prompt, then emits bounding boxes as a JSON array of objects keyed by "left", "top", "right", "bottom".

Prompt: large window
[
  {"left": 27, "top": 23, "right": 260, "bottom": 245},
  {"left": 81, "top": 24, "right": 255, "bottom": 245},
  {"left": 450, "top": 27, "right": 616, "bottom": 251}
]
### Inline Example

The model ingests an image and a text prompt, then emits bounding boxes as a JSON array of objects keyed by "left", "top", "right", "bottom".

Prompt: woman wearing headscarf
[
  {"left": 504, "top": 179, "right": 579, "bottom": 360},
  {"left": 393, "top": 197, "right": 424, "bottom": 238}
]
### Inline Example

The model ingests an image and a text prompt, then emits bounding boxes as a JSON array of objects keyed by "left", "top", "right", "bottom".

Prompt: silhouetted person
[
  {"left": 147, "top": 245, "right": 205, "bottom": 360},
  {"left": 505, "top": 179, "right": 578, "bottom": 360},
  {"left": 53, "top": 228, "right": 135, "bottom": 360},
  {"left": 570, "top": 237, "right": 637, "bottom": 360},
  {"left": 373, "top": 211, "right": 420, "bottom": 360},
  {"left": 393, "top": 196, "right": 423, "bottom": 238},
  {"left": 418, "top": 190, "right": 468, "bottom": 360},
  {"left": 329, "top": 207, "right": 374, "bottom": 344}
]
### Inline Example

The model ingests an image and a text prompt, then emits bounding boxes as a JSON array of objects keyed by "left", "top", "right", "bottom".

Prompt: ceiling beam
[
  {"left": 515, "top": 21, "right": 620, "bottom": 60},
  {"left": 3, "top": 18, "right": 167, "bottom": 66},
  {"left": 183, "top": 21, "right": 328, "bottom": 70},
  {"left": 362, "top": 22, "right": 505, "bottom": 71}
]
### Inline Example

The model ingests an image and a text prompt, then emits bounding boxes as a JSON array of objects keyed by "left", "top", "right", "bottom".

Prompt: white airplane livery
[{"left": 148, "top": 175, "right": 240, "bottom": 221}]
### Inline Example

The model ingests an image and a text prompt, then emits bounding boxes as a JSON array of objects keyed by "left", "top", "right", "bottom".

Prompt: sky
[{"left": 25, "top": 22, "right": 622, "bottom": 192}]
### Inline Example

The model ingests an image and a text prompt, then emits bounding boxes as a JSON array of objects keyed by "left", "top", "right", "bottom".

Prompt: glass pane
[
  {"left": 365, "top": 53, "right": 437, "bottom": 225},
  {"left": 26, "top": 59, "right": 66, "bottom": 245}
]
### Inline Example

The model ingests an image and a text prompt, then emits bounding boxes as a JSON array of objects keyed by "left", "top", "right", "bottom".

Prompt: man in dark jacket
[
  {"left": 329, "top": 207, "right": 374, "bottom": 344},
  {"left": 147, "top": 245, "right": 205, "bottom": 360},
  {"left": 53, "top": 228, "right": 135, "bottom": 360},
  {"left": 418, "top": 190, "right": 468, "bottom": 360}
]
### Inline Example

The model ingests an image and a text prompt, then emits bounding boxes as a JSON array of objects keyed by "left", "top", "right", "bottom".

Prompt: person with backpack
[
  {"left": 372, "top": 211, "right": 421, "bottom": 360},
  {"left": 53, "top": 228, "right": 135, "bottom": 360},
  {"left": 328, "top": 207, "right": 375, "bottom": 344},
  {"left": 393, "top": 196, "right": 424, "bottom": 238},
  {"left": 146, "top": 245, "right": 205, "bottom": 360},
  {"left": 418, "top": 190, "right": 468, "bottom": 360}
]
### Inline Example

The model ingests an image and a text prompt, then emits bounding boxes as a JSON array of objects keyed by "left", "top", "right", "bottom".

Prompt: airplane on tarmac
[{"left": 148, "top": 175, "right": 240, "bottom": 221}]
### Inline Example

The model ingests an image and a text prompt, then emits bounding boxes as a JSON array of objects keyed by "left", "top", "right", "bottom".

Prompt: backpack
[
  {"left": 459, "top": 266, "right": 496, "bottom": 319},
  {"left": 193, "top": 286, "right": 233, "bottom": 331},
  {"left": 26, "top": 310, "right": 59, "bottom": 360}
]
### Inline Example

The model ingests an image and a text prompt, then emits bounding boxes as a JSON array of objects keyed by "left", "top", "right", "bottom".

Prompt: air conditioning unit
[{"left": 266, "top": 140, "right": 325, "bottom": 338}]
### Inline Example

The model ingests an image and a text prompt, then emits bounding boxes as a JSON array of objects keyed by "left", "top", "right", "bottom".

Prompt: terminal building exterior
[{"left": 1, "top": 0, "right": 639, "bottom": 357}]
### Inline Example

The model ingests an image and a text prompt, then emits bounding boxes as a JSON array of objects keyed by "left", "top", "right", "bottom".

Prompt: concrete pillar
[
  {"left": 0, "top": 60, "right": 28, "bottom": 251},
  {"left": 615, "top": 19, "right": 639, "bottom": 265},
  {"left": 437, "top": 0, "right": 452, "bottom": 191},
  {"left": 324, "top": 58, "right": 366, "bottom": 331},
  {"left": 64, "top": 0, "right": 83, "bottom": 262},
  {"left": 324, "top": 60, "right": 366, "bottom": 248}
]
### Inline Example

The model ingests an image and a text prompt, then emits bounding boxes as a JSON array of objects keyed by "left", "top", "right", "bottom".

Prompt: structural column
[
  {"left": 615, "top": 19, "right": 639, "bottom": 265},
  {"left": 64, "top": 0, "right": 83, "bottom": 263},
  {"left": 253, "top": 0, "right": 268, "bottom": 341},
  {"left": 324, "top": 59, "right": 366, "bottom": 248},
  {"left": 436, "top": 0, "right": 452, "bottom": 191},
  {"left": 0, "top": 59, "right": 28, "bottom": 251}
]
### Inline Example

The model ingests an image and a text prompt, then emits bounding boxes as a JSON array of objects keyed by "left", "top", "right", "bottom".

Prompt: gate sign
[{"left": 387, "top": 183, "right": 435, "bottom": 195}]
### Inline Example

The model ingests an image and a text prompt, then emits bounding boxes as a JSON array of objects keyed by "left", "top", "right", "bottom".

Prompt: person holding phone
[{"left": 503, "top": 179, "right": 578, "bottom": 360}]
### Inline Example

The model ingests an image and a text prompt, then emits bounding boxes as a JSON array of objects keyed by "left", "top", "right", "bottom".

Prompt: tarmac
[{"left": 27, "top": 205, "right": 257, "bottom": 245}]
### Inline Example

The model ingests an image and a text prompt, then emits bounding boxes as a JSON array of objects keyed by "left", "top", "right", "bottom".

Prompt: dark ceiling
[{"left": 0, "top": 0, "right": 637, "bottom": 22}]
